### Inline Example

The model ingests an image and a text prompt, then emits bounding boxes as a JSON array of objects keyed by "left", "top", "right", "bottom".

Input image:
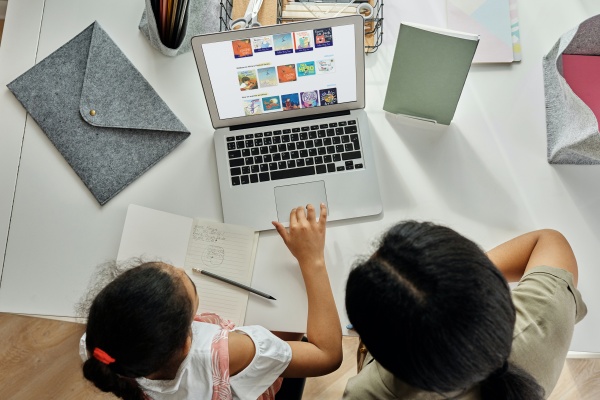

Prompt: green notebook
[{"left": 383, "top": 23, "right": 479, "bottom": 125}]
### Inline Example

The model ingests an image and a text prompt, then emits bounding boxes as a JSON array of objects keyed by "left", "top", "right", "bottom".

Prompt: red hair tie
[{"left": 93, "top": 347, "right": 116, "bottom": 365}]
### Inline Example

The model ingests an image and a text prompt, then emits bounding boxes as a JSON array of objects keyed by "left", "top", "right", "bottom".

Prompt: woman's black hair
[
  {"left": 82, "top": 262, "right": 194, "bottom": 400},
  {"left": 345, "top": 221, "right": 544, "bottom": 400}
]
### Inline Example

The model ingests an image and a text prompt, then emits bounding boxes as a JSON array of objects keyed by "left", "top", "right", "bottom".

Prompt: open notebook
[{"left": 117, "top": 204, "right": 259, "bottom": 326}]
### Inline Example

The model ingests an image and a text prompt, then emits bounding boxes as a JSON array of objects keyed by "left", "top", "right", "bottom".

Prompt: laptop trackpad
[{"left": 274, "top": 181, "right": 328, "bottom": 224}]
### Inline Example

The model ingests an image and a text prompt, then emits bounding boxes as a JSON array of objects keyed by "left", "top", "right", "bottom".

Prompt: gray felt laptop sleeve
[{"left": 7, "top": 21, "right": 190, "bottom": 205}]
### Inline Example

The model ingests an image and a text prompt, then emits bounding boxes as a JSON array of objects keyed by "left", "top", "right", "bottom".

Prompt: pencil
[{"left": 192, "top": 268, "right": 276, "bottom": 300}]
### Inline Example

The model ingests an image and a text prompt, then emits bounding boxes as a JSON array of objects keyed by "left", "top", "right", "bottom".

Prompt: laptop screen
[{"left": 192, "top": 16, "right": 365, "bottom": 129}]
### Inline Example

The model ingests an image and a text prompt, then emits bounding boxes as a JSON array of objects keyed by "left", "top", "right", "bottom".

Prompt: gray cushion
[{"left": 543, "top": 14, "right": 600, "bottom": 164}]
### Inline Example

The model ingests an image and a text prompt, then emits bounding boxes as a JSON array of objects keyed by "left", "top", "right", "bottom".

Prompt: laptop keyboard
[{"left": 226, "top": 119, "right": 364, "bottom": 186}]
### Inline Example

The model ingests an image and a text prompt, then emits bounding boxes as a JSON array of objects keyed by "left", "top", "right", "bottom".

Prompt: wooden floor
[{"left": 0, "top": 313, "right": 598, "bottom": 399}]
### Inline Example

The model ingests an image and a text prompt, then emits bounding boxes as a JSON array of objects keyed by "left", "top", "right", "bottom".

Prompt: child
[
  {"left": 344, "top": 222, "right": 586, "bottom": 400},
  {"left": 80, "top": 204, "right": 342, "bottom": 400}
]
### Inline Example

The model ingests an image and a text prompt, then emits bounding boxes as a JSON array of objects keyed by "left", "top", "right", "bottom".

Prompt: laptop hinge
[{"left": 229, "top": 110, "right": 351, "bottom": 131}]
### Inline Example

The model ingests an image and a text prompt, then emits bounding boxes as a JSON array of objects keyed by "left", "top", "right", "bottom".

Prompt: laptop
[{"left": 191, "top": 15, "right": 382, "bottom": 231}]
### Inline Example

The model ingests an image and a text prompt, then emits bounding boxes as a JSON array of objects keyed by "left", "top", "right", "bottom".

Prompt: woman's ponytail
[
  {"left": 480, "top": 361, "right": 544, "bottom": 400},
  {"left": 83, "top": 357, "right": 146, "bottom": 400}
]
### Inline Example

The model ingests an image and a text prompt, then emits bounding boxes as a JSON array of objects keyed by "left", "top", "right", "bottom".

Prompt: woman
[{"left": 344, "top": 221, "right": 586, "bottom": 399}]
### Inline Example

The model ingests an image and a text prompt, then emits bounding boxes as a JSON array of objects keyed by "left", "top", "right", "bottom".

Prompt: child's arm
[
  {"left": 486, "top": 229, "right": 578, "bottom": 285},
  {"left": 272, "top": 203, "right": 343, "bottom": 378}
]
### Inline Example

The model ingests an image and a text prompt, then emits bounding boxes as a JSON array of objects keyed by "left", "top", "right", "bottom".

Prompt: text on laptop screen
[{"left": 201, "top": 24, "right": 357, "bottom": 120}]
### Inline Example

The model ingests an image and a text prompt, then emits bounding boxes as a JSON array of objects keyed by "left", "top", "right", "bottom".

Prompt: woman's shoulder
[
  {"left": 510, "top": 265, "right": 585, "bottom": 395},
  {"left": 512, "top": 265, "right": 586, "bottom": 334}
]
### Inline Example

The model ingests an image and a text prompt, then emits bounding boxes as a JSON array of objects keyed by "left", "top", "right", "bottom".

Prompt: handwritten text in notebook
[{"left": 184, "top": 219, "right": 259, "bottom": 326}]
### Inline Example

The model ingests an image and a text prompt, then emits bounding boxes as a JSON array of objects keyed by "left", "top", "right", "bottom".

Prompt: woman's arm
[
  {"left": 273, "top": 203, "right": 343, "bottom": 378},
  {"left": 486, "top": 229, "right": 578, "bottom": 285}
]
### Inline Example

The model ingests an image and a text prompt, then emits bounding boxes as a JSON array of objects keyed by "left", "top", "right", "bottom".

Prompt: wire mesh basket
[
  {"left": 219, "top": 0, "right": 234, "bottom": 31},
  {"left": 219, "top": 0, "right": 383, "bottom": 53},
  {"left": 277, "top": 0, "right": 383, "bottom": 54}
]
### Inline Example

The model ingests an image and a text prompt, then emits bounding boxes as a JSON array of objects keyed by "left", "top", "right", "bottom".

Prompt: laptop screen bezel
[{"left": 191, "top": 15, "right": 366, "bottom": 130}]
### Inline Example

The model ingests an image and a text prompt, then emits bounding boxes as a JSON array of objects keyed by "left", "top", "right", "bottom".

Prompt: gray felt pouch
[
  {"left": 7, "top": 21, "right": 190, "bottom": 205},
  {"left": 543, "top": 14, "right": 600, "bottom": 164},
  {"left": 139, "top": 0, "right": 229, "bottom": 57}
]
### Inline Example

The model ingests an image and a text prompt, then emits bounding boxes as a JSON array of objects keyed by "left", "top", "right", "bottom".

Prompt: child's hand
[
  {"left": 273, "top": 204, "right": 343, "bottom": 378},
  {"left": 273, "top": 203, "right": 327, "bottom": 268}
]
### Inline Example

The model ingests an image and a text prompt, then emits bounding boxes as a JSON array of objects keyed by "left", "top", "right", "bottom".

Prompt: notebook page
[
  {"left": 117, "top": 204, "right": 192, "bottom": 265},
  {"left": 184, "top": 219, "right": 259, "bottom": 326}
]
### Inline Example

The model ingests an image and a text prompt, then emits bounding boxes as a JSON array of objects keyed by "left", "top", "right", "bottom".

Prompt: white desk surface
[{"left": 2, "top": 0, "right": 600, "bottom": 352}]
